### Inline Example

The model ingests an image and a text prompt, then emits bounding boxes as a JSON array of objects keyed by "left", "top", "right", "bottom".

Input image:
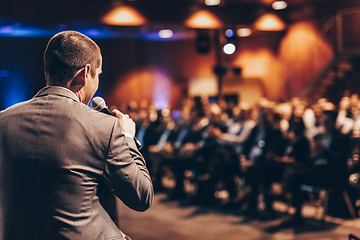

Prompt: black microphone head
[{"left": 91, "top": 97, "right": 106, "bottom": 111}]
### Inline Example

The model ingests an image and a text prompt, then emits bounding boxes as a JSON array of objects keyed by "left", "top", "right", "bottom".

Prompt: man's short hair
[{"left": 44, "top": 30, "right": 101, "bottom": 85}]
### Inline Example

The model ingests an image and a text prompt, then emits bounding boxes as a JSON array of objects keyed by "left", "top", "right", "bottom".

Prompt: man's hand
[{"left": 112, "top": 109, "right": 136, "bottom": 138}]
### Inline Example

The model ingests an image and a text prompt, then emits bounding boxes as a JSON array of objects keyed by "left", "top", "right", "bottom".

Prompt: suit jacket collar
[{"left": 34, "top": 86, "right": 80, "bottom": 102}]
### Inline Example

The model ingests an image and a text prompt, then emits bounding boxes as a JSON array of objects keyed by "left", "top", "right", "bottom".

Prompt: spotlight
[
  {"left": 272, "top": 1, "right": 287, "bottom": 10},
  {"left": 237, "top": 28, "right": 251, "bottom": 37},
  {"left": 223, "top": 27, "right": 237, "bottom": 54},
  {"left": 158, "top": 29, "right": 173, "bottom": 39},
  {"left": 254, "top": 13, "right": 286, "bottom": 31},
  {"left": 223, "top": 43, "right": 236, "bottom": 55},
  {"left": 205, "top": 0, "right": 221, "bottom": 6},
  {"left": 101, "top": 6, "right": 147, "bottom": 26},
  {"left": 185, "top": 10, "right": 223, "bottom": 29},
  {"left": 225, "top": 28, "right": 234, "bottom": 38}
]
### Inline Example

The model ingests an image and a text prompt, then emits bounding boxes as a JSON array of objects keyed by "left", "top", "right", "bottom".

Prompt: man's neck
[{"left": 47, "top": 85, "right": 80, "bottom": 102}]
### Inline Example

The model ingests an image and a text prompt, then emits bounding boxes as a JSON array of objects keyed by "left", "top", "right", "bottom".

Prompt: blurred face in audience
[
  {"left": 161, "top": 109, "right": 172, "bottom": 125},
  {"left": 339, "top": 97, "right": 350, "bottom": 110},
  {"left": 293, "top": 104, "right": 305, "bottom": 117},
  {"left": 351, "top": 94, "right": 359, "bottom": 106},
  {"left": 139, "top": 109, "right": 149, "bottom": 123},
  {"left": 181, "top": 107, "right": 191, "bottom": 122},
  {"left": 209, "top": 104, "right": 222, "bottom": 125},
  {"left": 312, "top": 104, "right": 323, "bottom": 122},
  {"left": 232, "top": 106, "right": 241, "bottom": 120}
]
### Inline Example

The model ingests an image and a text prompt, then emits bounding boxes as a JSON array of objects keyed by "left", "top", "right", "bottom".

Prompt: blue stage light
[{"left": 1, "top": 73, "right": 30, "bottom": 109}]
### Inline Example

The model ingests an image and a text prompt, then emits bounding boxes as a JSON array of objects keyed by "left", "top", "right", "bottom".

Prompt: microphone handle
[
  {"left": 134, "top": 137, "right": 142, "bottom": 149},
  {"left": 100, "top": 108, "right": 142, "bottom": 149}
]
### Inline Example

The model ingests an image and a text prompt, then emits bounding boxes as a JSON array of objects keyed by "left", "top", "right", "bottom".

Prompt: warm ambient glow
[
  {"left": 261, "top": 0, "right": 276, "bottom": 4},
  {"left": 234, "top": 48, "right": 282, "bottom": 98},
  {"left": 237, "top": 28, "right": 252, "bottom": 37},
  {"left": 272, "top": 1, "right": 287, "bottom": 10},
  {"left": 185, "top": 10, "right": 223, "bottom": 29},
  {"left": 205, "top": 0, "right": 221, "bottom": 6},
  {"left": 101, "top": 6, "right": 147, "bottom": 26},
  {"left": 254, "top": 13, "right": 286, "bottom": 31},
  {"left": 107, "top": 69, "right": 175, "bottom": 110}
]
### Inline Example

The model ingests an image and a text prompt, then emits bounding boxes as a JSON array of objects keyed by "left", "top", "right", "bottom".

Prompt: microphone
[{"left": 91, "top": 97, "right": 142, "bottom": 149}]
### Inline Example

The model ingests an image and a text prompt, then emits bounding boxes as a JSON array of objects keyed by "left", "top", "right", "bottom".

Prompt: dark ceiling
[{"left": 0, "top": 0, "right": 359, "bottom": 39}]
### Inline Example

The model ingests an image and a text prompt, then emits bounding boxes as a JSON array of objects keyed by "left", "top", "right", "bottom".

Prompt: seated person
[
  {"left": 235, "top": 107, "right": 285, "bottom": 217},
  {"left": 210, "top": 103, "right": 256, "bottom": 205},
  {"left": 284, "top": 110, "right": 351, "bottom": 226},
  {"left": 147, "top": 108, "right": 177, "bottom": 192},
  {"left": 167, "top": 104, "right": 210, "bottom": 200}
]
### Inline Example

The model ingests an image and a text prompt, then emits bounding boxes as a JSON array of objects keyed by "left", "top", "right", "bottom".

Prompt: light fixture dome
[{"left": 102, "top": 5, "right": 147, "bottom": 26}]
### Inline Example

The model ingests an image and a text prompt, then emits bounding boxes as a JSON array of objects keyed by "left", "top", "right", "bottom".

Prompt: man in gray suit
[{"left": 0, "top": 31, "right": 153, "bottom": 240}]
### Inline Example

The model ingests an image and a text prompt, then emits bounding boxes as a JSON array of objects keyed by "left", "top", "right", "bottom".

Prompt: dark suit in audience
[
  {"left": 239, "top": 108, "right": 286, "bottom": 216},
  {"left": 286, "top": 110, "right": 351, "bottom": 225},
  {"left": 167, "top": 104, "right": 209, "bottom": 200}
]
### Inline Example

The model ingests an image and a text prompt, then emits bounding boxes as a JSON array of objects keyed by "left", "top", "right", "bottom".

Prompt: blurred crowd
[{"left": 110, "top": 92, "right": 360, "bottom": 225}]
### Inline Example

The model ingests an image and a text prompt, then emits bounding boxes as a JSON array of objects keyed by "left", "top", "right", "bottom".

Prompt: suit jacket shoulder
[{"left": 0, "top": 86, "right": 153, "bottom": 240}]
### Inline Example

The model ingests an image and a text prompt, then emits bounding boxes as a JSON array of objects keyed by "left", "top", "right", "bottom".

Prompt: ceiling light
[
  {"left": 158, "top": 29, "right": 173, "bottom": 39},
  {"left": 254, "top": 13, "right": 286, "bottom": 31},
  {"left": 237, "top": 28, "right": 252, "bottom": 37},
  {"left": 205, "top": 0, "right": 221, "bottom": 6},
  {"left": 102, "top": 6, "right": 147, "bottom": 26},
  {"left": 223, "top": 43, "right": 236, "bottom": 54},
  {"left": 225, "top": 29, "right": 234, "bottom": 38},
  {"left": 185, "top": 10, "right": 223, "bottom": 29},
  {"left": 272, "top": 1, "right": 287, "bottom": 10}
]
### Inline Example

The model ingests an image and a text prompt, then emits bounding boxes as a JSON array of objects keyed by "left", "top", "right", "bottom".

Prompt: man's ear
[{"left": 71, "top": 64, "right": 91, "bottom": 87}]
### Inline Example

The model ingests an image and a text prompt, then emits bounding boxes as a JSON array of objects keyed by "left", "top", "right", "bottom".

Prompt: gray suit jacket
[{"left": 0, "top": 86, "right": 153, "bottom": 240}]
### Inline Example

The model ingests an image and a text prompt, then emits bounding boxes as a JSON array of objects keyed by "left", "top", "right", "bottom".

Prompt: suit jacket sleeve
[{"left": 104, "top": 118, "right": 154, "bottom": 212}]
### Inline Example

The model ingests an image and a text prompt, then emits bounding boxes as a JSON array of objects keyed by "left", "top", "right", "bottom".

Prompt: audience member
[
  {"left": 147, "top": 108, "right": 177, "bottom": 192},
  {"left": 115, "top": 91, "right": 360, "bottom": 224},
  {"left": 234, "top": 106, "right": 285, "bottom": 217},
  {"left": 283, "top": 110, "right": 351, "bottom": 226},
  {"left": 210, "top": 103, "right": 256, "bottom": 205},
  {"left": 167, "top": 103, "right": 210, "bottom": 200},
  {"left": 189, "top": 103, "right": 229, "bottom": 205}
]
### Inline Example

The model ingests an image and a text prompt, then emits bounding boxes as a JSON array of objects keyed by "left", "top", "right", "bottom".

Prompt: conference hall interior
[{"left": 2, "top": 0, "right": 360, "bottom": 239}]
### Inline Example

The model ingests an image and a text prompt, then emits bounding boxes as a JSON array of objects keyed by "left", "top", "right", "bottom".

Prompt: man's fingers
[
  {"left": 111, "top": 109, "right": 136, "bottom": 137},
  {"left": 112, "top": 109, "right": 133, "bottom": 121},
  {"left": 112, "top": 109, "right": 124, "bottom": 118}
]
